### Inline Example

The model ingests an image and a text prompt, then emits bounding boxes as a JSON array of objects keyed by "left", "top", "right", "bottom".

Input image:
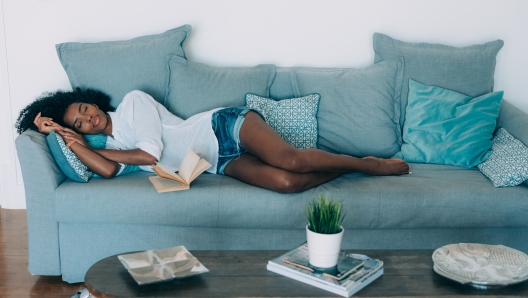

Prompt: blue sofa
[
  {"left": 15, "top": 27, "right": 528, "bottom": 283},
  {"left": 16, "top": 67, "right": 528, "bottom": 283}
]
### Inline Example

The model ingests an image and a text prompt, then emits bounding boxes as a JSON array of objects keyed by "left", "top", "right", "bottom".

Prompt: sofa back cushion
[
  {"left": 290, "top": 58, "right": 404, "bottom": 158},
  {"left": 165, "top": 56, "right": 276, "bottom": 119},
  {"left": 373, "top": 33, "right": 503, "bottom": 128},
  {"left": 269, "top": 68, "right": 296, "bottom": 100},
  {"left": 56, "top": 25, "right": 191, "bottom": 107}
]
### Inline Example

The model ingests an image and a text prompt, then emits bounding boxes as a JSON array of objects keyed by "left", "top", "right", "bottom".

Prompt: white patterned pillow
[
  {"left": 246, "top": 93, "right": 319, "bottom": 149},
  {"left": 46, "top": 130, "right": 93, "bottom": 182},
  {"left": 477, "top": 128, "right": 528, "bottom": 187}
]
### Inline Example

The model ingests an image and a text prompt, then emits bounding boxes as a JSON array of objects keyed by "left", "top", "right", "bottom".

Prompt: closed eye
[{"left": 77, "top": 105, "right": 89, "bottom": 128}]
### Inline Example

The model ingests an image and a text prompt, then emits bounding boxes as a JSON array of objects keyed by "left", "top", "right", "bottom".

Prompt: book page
[
  {"left": 178, "top": 150, "right": 201, "bottom": 184},
  {"left": 152, "top": 163, "right": 185, "bottom": 184},
  {"left": 149, "top": 176, "right": 190, "bottom": 193},
  {"left": 189, "top": 158, "right": 212, "bottom": 182}
]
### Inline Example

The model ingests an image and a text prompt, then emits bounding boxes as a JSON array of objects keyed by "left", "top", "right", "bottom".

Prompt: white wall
[{"left": 1, "top": 0, "right": 527, "bottom": 209}]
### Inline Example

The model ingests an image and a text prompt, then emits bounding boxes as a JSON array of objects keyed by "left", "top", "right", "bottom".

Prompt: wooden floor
[{"left": 0, "top": 209, "right": 84, "bottom": 298}]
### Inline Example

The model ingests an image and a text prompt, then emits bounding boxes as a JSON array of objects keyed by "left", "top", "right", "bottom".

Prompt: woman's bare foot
[{"left": 361, "top": 157, "right": 411, "bottom": 176}]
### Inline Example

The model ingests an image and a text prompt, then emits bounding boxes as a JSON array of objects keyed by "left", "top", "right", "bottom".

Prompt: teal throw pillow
[
  {"left": 47, "top": 130, "right": 93, "bottom": 182},
  {"left": 47, "top": 132, "right": 140, "bottom": 181},
  {"left": 373, "top": 33, "right": 503, "bottom": 128},
  {"left": 477, "top": 128, "right": 528, "bottom": 187},
  {"left": 290, "top": 58, "right": 404, "bottom": 158},
  {"left": 246, "top": 93, "right": 320, "bottom": 149},
  {"left": 83, "top": 134, "right": 107, "bottom": 149},
  {"left": 56, "top": 25, "right": 191, "bottom": 107},
  {"left": 165, "top": 56, "right": 276, "bottom": 119},
  {"left": 394, "top": 80, "right": 503, "bottom": 168}
]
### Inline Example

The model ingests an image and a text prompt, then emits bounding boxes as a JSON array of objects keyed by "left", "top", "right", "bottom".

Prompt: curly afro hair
[{"left": 15, "top": 88, "right": 114, "bottom": 135}]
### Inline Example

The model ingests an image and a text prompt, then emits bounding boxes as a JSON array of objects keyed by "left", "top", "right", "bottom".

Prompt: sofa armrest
[
  {"left": 497, "top": 99, "right": 528, "bottom": 145},
  {"left": 496, "top": 99, "right": 528, "bottom": 187},
  {"left": 15, "top": 130, "right": 65, "bottom": 275}
]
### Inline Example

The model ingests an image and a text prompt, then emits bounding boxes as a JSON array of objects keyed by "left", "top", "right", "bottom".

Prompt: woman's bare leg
[
  {"left": 239, "top": 111, "right": 410, "bottom": 175},
  {"left": 223, "top": 154, "right": 342, "bottom": 193}
]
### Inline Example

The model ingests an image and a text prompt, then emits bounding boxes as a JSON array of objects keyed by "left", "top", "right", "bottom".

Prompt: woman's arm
[
  {"left": 68, "top": 142, "right": 121, "bottom": 178},
  {"left": 92, "top": 148, "right": 158, "bottom": 166},
  {"left": 61, "top": 128, "right": 157, "bottom": 177},
  {"left": 59, "top": 128, "right": 144, "bottom": 178}
]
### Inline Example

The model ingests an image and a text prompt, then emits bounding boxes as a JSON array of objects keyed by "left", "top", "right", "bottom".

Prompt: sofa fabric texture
[
  {"left": 56, "top": 25, "right": 191, "bottom": 107},
  {"left": 373, "top": 33, "right": 503, "bottom": 129},
  {"left": 291, "top": 57, "right": 404, "bottom": 158}
]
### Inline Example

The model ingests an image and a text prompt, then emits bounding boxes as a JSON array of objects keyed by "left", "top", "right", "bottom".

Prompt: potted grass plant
[{"left": 304, "top": 194, "right": 346, "bottom": 268}]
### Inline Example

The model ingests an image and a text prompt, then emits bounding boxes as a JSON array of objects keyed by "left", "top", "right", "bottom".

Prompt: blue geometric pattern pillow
[
  {"left": 477, "top": 128, "right": 528, "bottom": 187},
  {"left": 246, "top": 93, "right": 319, "bottom": 149},
  {"left": 46, "top": 130, "right": 93, "bottom": 182}
]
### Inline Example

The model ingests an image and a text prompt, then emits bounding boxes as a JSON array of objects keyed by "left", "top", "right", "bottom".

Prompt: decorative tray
[
  {"left": 118, "top": 246, "right": 209, "bottom": 285},
  {"left": 432, "top": 243, "right": 528, "bottom": 288}
]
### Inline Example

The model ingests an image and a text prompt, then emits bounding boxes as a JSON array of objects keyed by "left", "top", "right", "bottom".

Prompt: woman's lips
[{"left": 93, "top": 115, "right": 100, "bottom": 128}]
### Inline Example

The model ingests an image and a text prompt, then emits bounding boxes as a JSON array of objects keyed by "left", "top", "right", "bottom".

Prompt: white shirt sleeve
[{"left": 124, "top": 91, "right": 164, "bottom": 161}]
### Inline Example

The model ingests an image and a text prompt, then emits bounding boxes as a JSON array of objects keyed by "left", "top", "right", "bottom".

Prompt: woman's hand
[
  {"left": 33, "top": 112, "right": 63, "bottom": 135},
  {"left": 57, "top": 128, "right": 89, "bottom": 148}
]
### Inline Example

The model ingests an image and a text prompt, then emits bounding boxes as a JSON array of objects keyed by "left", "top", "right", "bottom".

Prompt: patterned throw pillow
[
  {"left": 46, "top": 130, "right": 93, "bottom": 182},
  {"left": 477, "top": 128, "right": 528, "bottom": 187},
  {"left": 246, "top": 93, "right": 320, "bottom": 149}
]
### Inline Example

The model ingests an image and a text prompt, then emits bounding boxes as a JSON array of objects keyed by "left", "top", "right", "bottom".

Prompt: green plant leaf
[{"left": 304, "top": 194, "right": 345, "bottom": 234}]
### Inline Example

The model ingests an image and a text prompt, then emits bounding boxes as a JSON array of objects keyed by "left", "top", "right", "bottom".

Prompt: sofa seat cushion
[
  {"left": 54, "top": 171, "right": 381, "bottom": 229},
  {"left": 375, "top": 163, "right": 528, "bottom": 229},
  {"left": 55, "top": 164, "right": 528, "bottom": 229}
]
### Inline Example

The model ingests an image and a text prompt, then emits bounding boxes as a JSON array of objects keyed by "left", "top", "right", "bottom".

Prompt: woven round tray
[{"left": 432, "top": 243, "right": 528, "bottom": 288}]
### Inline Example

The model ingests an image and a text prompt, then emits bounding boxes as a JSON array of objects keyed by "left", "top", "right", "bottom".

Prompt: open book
[{"left": 149, "top": 150, "right": 211, "bottom": 193}]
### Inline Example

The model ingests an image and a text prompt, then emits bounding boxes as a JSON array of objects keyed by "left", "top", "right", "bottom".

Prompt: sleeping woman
[{"left": 15, "top": 88, "right": 410, "bottom": 193}]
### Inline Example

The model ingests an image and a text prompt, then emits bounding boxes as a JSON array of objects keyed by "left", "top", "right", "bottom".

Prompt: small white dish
[{"left": 118, "top": 246, "right": 209, "bottom": 285}]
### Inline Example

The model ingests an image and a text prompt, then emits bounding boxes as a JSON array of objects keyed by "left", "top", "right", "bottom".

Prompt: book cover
[{"left": 267, "top": 243, "right": 383, "bottom": 297}]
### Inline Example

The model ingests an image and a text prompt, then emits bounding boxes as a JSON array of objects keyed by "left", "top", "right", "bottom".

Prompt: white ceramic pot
[{"left": 306, "top": 225, "right": 344, "bottom": 268}]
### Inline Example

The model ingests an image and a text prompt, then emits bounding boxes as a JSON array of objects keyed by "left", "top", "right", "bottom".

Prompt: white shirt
[{"left": 105, "top": 90, "right": 220, "bottom": 173}]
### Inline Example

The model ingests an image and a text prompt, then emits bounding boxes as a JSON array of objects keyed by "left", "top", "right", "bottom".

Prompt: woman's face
[{"left": 63, "top": 102, "right": 109, "bottom": 135}]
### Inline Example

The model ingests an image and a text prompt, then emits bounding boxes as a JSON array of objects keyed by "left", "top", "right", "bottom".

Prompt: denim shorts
[{"left": 211, "top": 107, "right": 264, "bottom": 175}]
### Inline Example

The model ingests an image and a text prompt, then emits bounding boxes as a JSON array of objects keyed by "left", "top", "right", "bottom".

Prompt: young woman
[{"left": 16, "top": 88, "right": 410, "bottom": 193}]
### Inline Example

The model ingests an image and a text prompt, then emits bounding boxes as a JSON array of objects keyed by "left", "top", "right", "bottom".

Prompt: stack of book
[{"left": 267, "top": 243, "right": 383, "bottom": 297}]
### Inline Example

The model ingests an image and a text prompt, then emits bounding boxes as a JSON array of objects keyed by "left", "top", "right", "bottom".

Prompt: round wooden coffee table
[{"left": 84, "top": 250, "right": 528, "bottom": 298}]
